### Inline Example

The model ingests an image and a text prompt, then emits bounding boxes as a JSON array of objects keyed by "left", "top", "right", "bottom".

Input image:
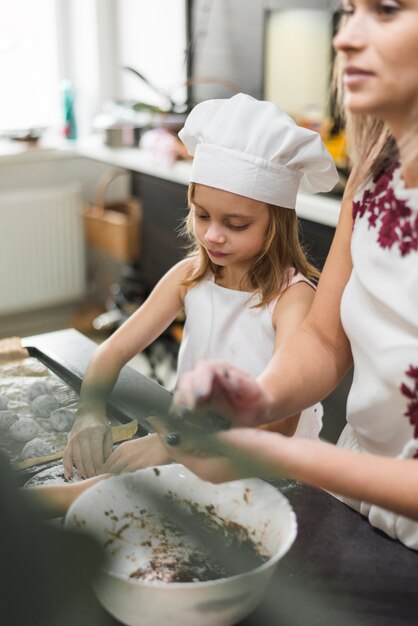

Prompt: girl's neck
[{"left": 215, "top": 264, "right": 252, "bottom": 292}]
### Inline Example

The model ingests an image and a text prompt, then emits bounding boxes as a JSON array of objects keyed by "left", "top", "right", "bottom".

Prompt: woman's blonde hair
[
  {"left": 332, "top": 18, "right": 401, "bottom": 189},
  {"left": 180, "top": 184, "right": 320, "bottom": 308}
]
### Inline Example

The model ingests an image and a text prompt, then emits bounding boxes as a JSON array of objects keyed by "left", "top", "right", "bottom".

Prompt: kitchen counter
[
  {"left": 21, "top": 328, "right": 418, "bottom": 626},
  {"left": 0, "top": 136, "right": 342, "bottom": 227}
]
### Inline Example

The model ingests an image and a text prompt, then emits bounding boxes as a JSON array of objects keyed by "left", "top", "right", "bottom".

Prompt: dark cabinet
[
  {"left": 299, "top": 217, "right": 336, "bottom": 272},
  {"left": 131, "top": 173, "right": 190, "bottom": 290}
]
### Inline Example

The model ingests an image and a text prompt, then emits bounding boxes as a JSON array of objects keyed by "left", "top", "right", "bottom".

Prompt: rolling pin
[{"left": 17, "top": 419, "right": 138, "bottom": 470}]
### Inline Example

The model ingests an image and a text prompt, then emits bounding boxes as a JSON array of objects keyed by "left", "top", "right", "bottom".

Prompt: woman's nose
[
  {"left": 205, "top": 222, "right": 226, "bottom": 244},
  {"left": 333, "top": 11, "right": 367, "bottom": 53}
]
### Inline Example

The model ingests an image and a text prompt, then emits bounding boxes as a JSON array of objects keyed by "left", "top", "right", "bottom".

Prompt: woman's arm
[
  {"left": 160, "top": 427, "right": 418, "bottom": 521},
  {"left": 258, "top": 186, "right": 354, "bottom": 421},
  {"left": 63, "top": 258, "right": 194, "bottom": 478}
]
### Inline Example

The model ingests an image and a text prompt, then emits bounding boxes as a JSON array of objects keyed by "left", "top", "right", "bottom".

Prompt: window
[
  {"left": 116, "top": 0, "right": 188, "bottom": 109},
  {"left": 0, "top": 0, "right": 61, "bottom": 133}
]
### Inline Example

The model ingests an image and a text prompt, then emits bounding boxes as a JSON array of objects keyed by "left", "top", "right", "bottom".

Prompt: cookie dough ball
[
  {"left": 21, "top": 438, "right": 54, "bottom": 461},
  {"left": 0, "top": 410, "right": 18, "bottom": 430},
  {"left": 50, "top": 408, "right": 76, "bottom": 432},
  {"left": 0, "top": 394, "right": 9, "bottom": 410},
  {"left": 32, "top": 394, "right": 58, "bottom": 418},
  {"left": 27, "top": 380, "right": 50, "bottom": 401},
  {"left": 9, "top": 417, "right": 40, "bottom": 442}
]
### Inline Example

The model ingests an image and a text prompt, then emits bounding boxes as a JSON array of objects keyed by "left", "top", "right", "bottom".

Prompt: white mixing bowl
[{"left": 65, "top": 464, "right": 297, "bottom": 626}]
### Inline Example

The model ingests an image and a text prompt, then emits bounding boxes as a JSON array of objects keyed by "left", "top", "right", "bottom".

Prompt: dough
[
  {"left": 27, "top": 380, "right": 50, "bottom": 401},
  {"left": 32, "top": 394, "right": 59, "bottom": 418},
  {"left": 0, "top": 394, "right": 9, "bottom": 410},
  {"left": 50, "top": 408, "right": 76, "bottom": 432},
  {"left": 21, "top": 438, "right": 54, "bottom": 461},
  {"left": 9, "top": 417, "right": 40, "bottom": 442},
  {"left": 0, "top": 410, "right": 18, "bottom": 430}
]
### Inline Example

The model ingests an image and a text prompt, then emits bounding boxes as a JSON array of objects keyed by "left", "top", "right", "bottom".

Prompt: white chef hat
[{"left": 178, "top": 93, "right": 338, "bottom": 209}]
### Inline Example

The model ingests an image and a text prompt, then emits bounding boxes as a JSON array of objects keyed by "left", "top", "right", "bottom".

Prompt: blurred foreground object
[{"left": 0, "top": 452, "right": 111, "bottom": 626}]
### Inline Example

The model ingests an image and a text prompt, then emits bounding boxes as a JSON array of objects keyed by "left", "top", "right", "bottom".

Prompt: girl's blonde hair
[{"left": 181, "top": 184, "right": 320, "bottom": 308}]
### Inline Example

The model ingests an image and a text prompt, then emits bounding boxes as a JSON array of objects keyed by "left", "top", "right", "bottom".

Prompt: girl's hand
[
  {"left": 102, "top": 434, "right": 172, "bottom": 474},
  {"left": 173, "top": 360, "right": 271, "bottom": 427},
  {"left": 63, "top": 413, "right": 113, "bottom": 480}
]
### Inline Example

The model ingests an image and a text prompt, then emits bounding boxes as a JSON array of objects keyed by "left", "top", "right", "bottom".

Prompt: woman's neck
[{"left": 387, "top": 116, "right": 418, "bottom": 188}]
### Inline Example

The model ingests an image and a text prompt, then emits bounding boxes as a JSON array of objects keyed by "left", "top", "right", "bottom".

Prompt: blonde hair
[
  {"left": 180, "top": 184, "right": 320, "bottom": 308},
  {"left": 332, "top": 15, "right": 418, "bottom": 189}
]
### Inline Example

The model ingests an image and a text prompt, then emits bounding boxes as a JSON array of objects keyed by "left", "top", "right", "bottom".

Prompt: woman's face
[{"left": 333, "top": 0, "right": 418, "bottom": 124}]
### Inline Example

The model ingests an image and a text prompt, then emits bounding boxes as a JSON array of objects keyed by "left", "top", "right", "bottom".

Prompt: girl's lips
[{"left": 208, "top": 249, "right": 229, "bottom": 258}]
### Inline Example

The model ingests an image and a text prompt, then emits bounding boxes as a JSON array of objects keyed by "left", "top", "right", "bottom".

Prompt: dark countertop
[{"left": 22, "top": 329, "right": 418, "bottom": 626}]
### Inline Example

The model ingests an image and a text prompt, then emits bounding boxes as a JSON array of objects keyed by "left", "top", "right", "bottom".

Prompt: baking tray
[{"left": 13, "top": 328, "right": 172, "bottom": 483}]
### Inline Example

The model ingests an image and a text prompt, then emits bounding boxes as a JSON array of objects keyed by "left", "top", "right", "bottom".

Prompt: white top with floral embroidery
[
  {"left": 176, "top": 269, "right": 323, "bottom": 439},
  {"left": 339, "top": 162, "right": 418, "bottom": 548}
]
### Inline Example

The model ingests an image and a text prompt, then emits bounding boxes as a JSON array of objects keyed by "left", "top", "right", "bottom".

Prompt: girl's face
[
  {"left": 333, "top": 0, "right": 418, "bottom": 124},
  {"left": 191, "top": 184, "right": 270, "bottom": 270}
]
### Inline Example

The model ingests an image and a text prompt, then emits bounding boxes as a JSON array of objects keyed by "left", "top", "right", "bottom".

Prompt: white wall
[{"left": 264, "top": 8, "right": 333, "bottom": 120}]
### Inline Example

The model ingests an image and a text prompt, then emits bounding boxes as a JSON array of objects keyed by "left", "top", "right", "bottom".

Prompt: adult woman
[{"left": 163, "top": 0, "right": 418, "bottom": 549}]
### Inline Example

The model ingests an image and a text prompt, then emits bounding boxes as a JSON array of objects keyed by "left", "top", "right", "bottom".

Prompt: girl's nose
[
  {"left": 204, "top": 222, "right": 226, "bottom": 244},
  {"left": 333, "top": 11, "right": 367, "bottom": 53}
]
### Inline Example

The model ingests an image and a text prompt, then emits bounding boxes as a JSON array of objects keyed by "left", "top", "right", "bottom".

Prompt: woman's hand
[
  {"left": 102, "top": 434, "right": 172, "bottom": 474},
  {"left": 173, "top": 360, "right": 271, "bottom": 427},
  {"left": 150, "top": 413, "right": 291, "bottom": 483},
  {"left": 63, "top": 413, "right": 113, "bottom": 479}
]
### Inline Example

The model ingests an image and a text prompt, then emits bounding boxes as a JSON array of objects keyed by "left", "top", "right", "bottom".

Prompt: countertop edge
[{"left": 0, "top": 137, "right": 342, "bottom": 227}]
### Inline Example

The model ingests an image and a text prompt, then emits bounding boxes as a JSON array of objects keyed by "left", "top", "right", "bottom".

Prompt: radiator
[{"left": 0, "top": 183, "right": 86, "bottom": 315}]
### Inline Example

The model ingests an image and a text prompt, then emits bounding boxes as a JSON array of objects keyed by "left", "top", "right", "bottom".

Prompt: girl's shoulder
[
  {"left": 267, "top": 269, "right": 315, "bottom": 318},
  {"left": 167, "top": 256, "right": 201, "bottom": 301},
  {"left": 172, "top": 255, "right": 200, "bottom": 277}
]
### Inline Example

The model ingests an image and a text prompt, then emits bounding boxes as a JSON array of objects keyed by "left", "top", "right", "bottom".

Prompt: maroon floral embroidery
[
  {"left": 352, "top": 163, "right": 418, "bottom": 256},
  {"left": 401, "top": 365, "right": 418, "bottom": 458}
]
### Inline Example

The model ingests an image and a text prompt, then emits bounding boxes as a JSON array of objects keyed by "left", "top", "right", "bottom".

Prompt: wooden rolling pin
[{"left": 17, "top": 419, "right": 138, "bottom": 470}]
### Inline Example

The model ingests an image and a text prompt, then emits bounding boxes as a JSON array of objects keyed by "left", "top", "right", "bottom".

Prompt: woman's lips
[{"left": 343, "top": 67, "right": 374, "bottom": 86}]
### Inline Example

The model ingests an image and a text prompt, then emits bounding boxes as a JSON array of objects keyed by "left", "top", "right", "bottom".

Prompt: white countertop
[{"left": 0, "top": 135, "right": 342, "bottom": 226}]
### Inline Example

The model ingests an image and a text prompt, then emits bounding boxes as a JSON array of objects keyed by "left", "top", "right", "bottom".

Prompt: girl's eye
[
  {"left": 195, "top": 213, "right": 209, "bottom": 221},
  {"left": 227, "top": 223, "right": 250, "bottom": 231}
]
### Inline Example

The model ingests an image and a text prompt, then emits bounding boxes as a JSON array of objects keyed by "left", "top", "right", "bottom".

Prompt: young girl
[
  {"left": 63, "top": 93, "right": 338, "bottom": 479},
  {"left": 164, "top": 1, "right": 418, "bottom": 550}
]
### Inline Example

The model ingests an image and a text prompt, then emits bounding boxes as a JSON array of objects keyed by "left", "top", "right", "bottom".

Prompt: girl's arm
[
  {"left": 25, "top": 474, "right": 110, "bottom": 519},
  {"left": 172, "top": 186, "right": 354, "bottom": 426},
  {"left": 63, "top": 258, "right": 195, "bottom": 478},
  {"left": 260, "top": 280, "right": 315, "bottom": 435}
]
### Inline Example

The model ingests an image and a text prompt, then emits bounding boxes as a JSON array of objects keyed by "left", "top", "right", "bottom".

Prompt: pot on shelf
[{"left": 93, "top": 112, "right": 150, "bottom": 148}]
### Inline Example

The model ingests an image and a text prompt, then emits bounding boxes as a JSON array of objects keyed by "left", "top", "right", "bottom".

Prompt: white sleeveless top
[
  {"left": 177, "top": 270, "right": 323, "bottom": 439},
  {"left": 339, "top": 163, "right": 418, "bottom": 548}
]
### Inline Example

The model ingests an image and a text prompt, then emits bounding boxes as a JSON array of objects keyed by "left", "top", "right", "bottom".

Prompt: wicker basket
[{"left": 83, "top": 168, "right": 142, "bottom": 263}]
